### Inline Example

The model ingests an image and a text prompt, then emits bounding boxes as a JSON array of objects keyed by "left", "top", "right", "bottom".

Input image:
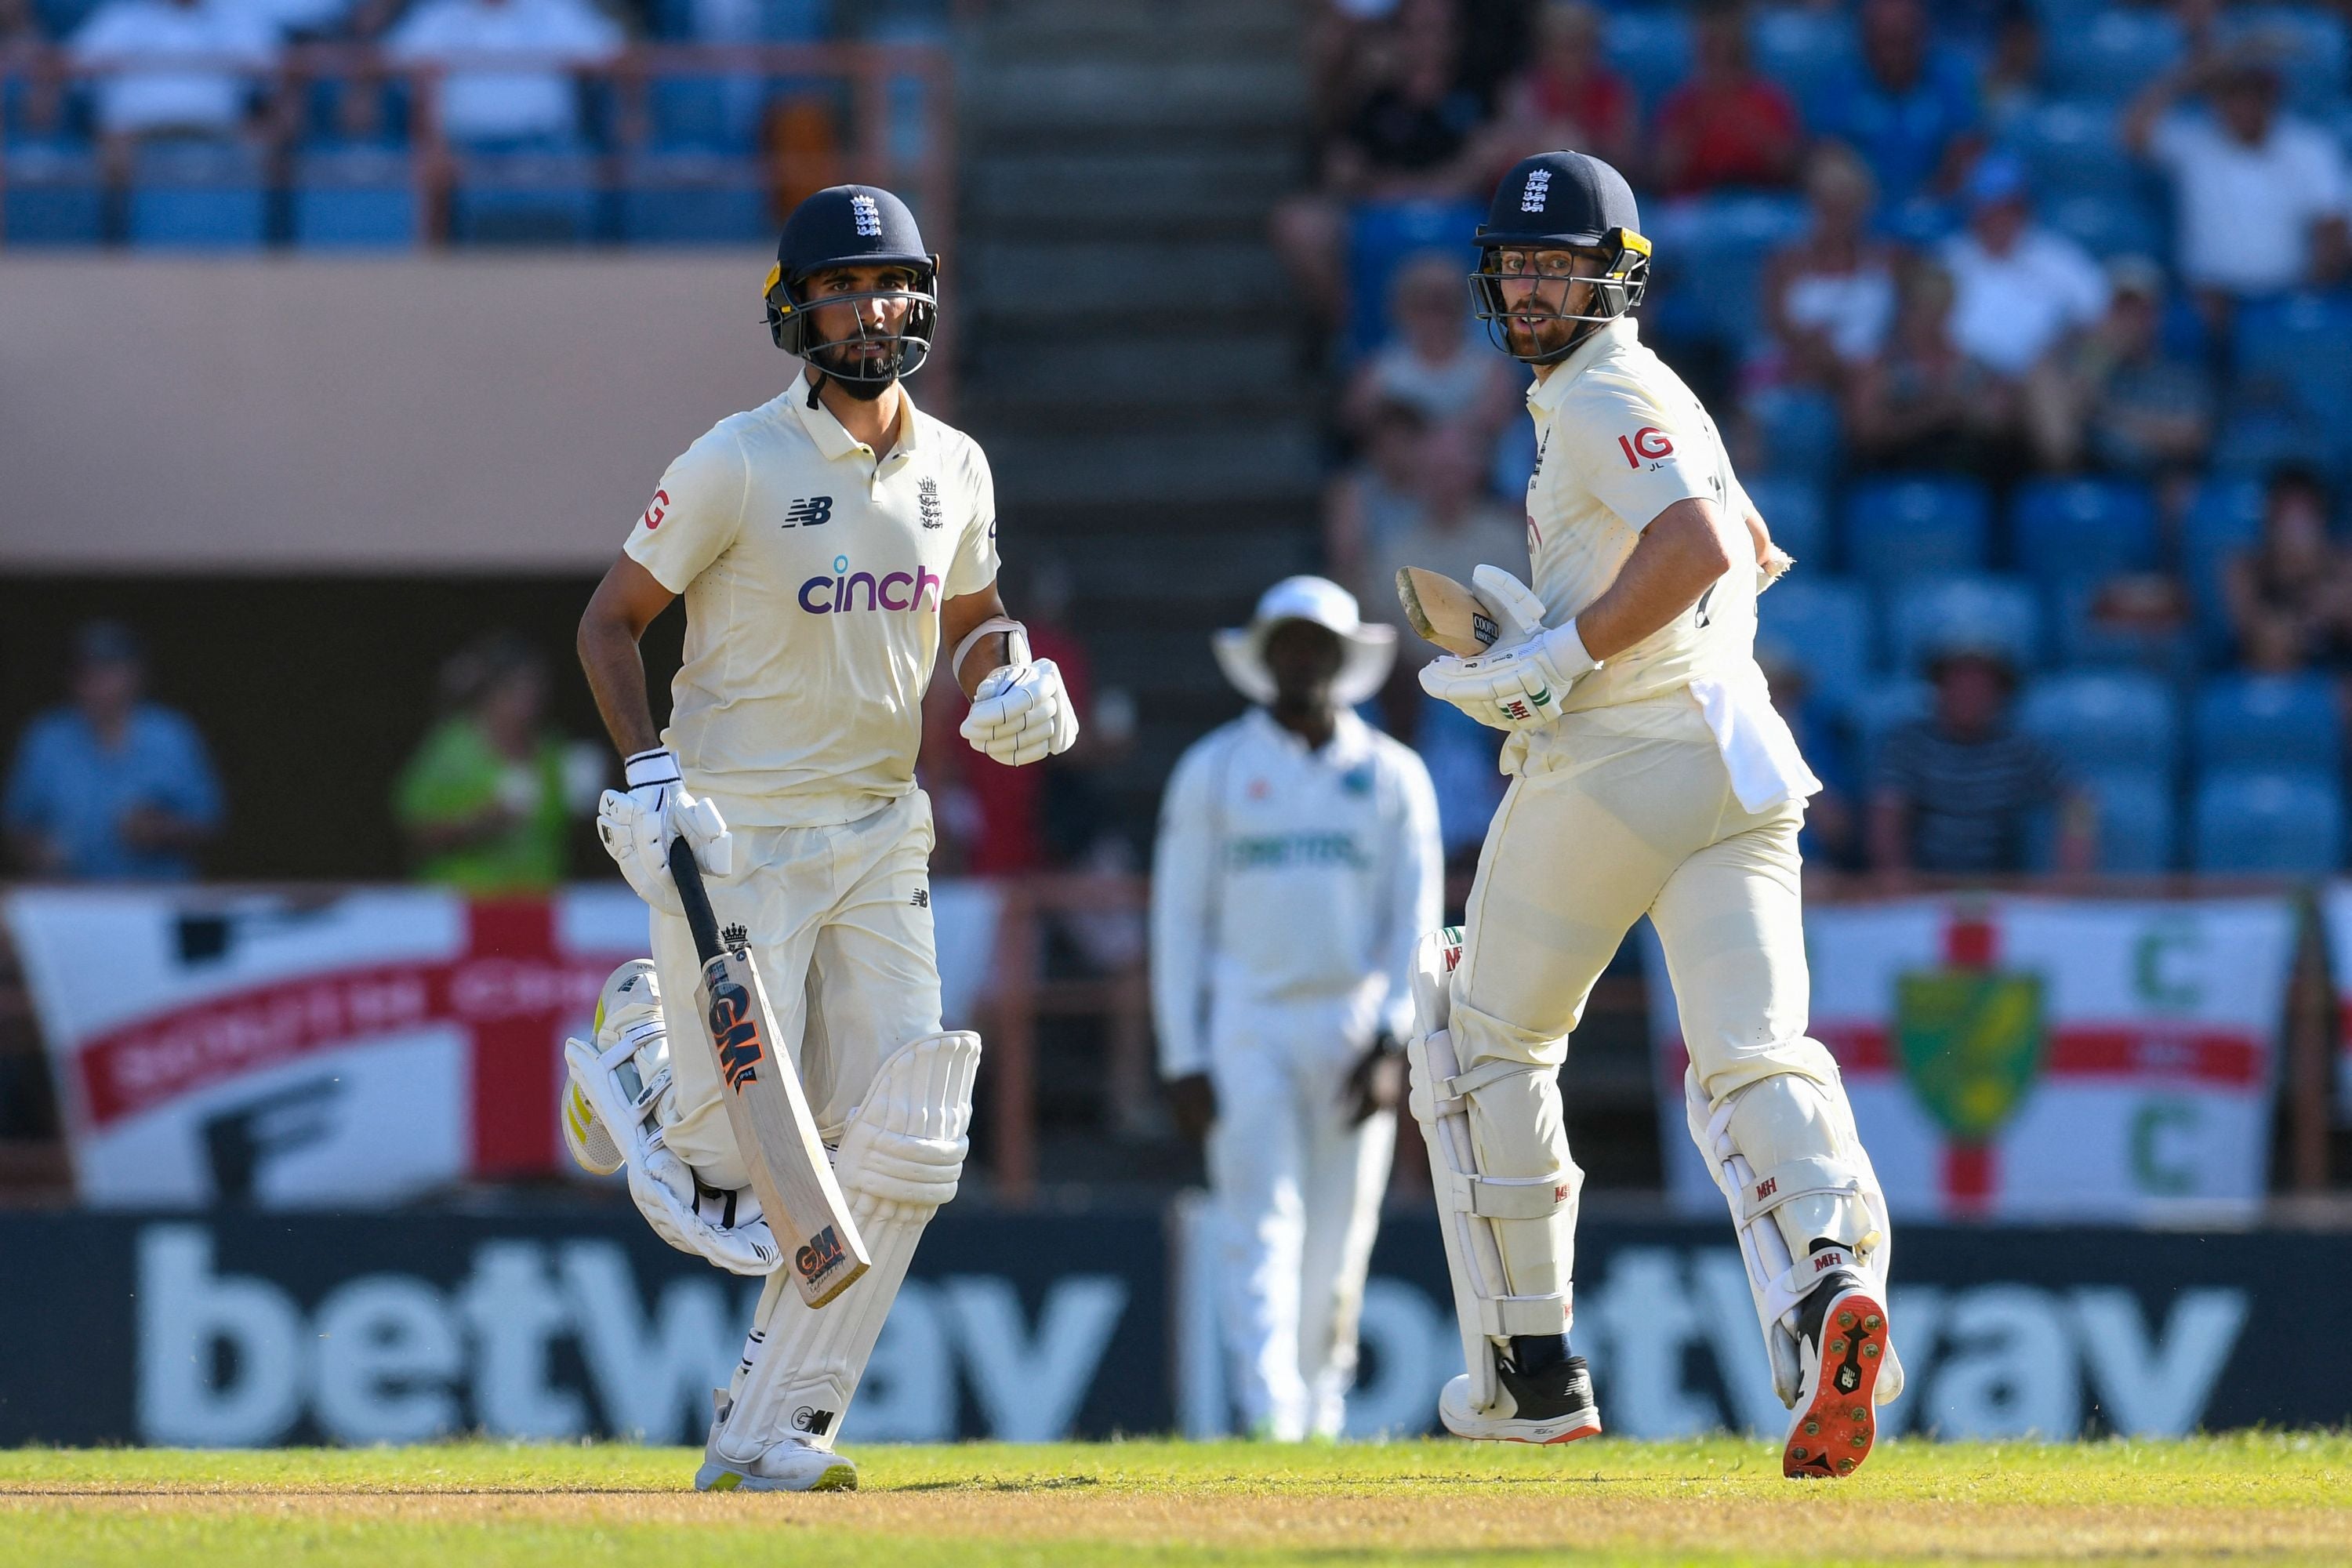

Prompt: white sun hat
[{"left": 1211, "top": 575, "right": 1397, "bottom": 708}]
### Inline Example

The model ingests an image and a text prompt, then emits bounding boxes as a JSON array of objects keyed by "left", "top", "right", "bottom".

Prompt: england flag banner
[{"left": 1646, "top": 896, "right": 2297, "bottom": 1223}]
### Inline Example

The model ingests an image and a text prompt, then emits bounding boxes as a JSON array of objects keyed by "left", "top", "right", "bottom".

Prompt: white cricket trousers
[
  {"left": 1205, "top": 1003, "right": 1394, "bottom": 1441},
  {"left": 1450, "top": 696, "right": 1864, "bottom": 1322},
  {"left": 650, "top": 790, "right": 942, "bottom": 1190}
]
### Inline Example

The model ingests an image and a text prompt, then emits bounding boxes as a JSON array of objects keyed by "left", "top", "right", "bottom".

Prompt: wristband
[
  {"left": 952, "top": 616, "right": 1030, "bottom": 679},
  {"left": 624, "top": 747, "right": 681, "bottom": 789}
]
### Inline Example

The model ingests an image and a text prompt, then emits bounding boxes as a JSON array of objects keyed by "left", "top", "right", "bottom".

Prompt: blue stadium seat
[
  {"left": 2209, "top": 407, "right": 2332, "bottom": 477},
  {"left": 2192, "top": 769, "right": 2344, "bottom": 873},
  {"left": 2082, "top": 767, "right": 2177, "bottom": 873},
  {"left": 2213, "top": 7, "right": 2349, "bottom": 111},
  {"left": 1756, "top": 575, "right": 1871, "bottom": 709},
  {"left": 291, "top": 147, "right": 418, "bottom": 248},
  {"left": 648, "top": 74, "right": 764, "bottom": 154},
  {"left": 31, "top": 0, "right": 103, "bottom": 37},
  {"left": 1844, "top": 677, "right": 1932, "bottom": 779},
  {"left": 1842, "top": 477, "right": 1991, "bottom": 586},
  {"left": 617, "top": 156, "right": 768, "bottom": 243},
  {"left": 1, "top": 140, "right": 103, "bottom": 245},
  {"left": 1748, "top": 5, "right": 1856, "bottom": 119},
  {"left": 1605, "top": 9, "right": 1693, "bottom": 111},
  {"left": 1744, "top": 386, "right": 1842, "bottom": 481},
  {"left": 2045, "top": 191, "right": 2165, "bottom": 260},
  {"left": 2194, "top": 673, "right": 2342, "bottom": 771},
  {"left": 450, "top": 151, "right": 601, "bottom": 245},
  {"left": 2019, "top": 670, "right": 2179, "bottom": 774},
  {"left": 1661, "top": 194, "right": 1809, "bottom": 345},
  {"left": 2010, "top": 477, "right": 2159, "bottom": 583},
  {"left": 1744, "top": 474, "right": 1828, "bottom": 568},
  {"left": 1886, "top": 574, "right": 2042, "bottom": 673},
  {"left": 2020, "top": 100, "right": 2138, "bottom": 197},
  {"left": 2047, "top": 9, "right": 2187, "bottom": 103},
  {"left": 2048, "top": 575, "right": 2194, "bottom": 673},
  {"left": 126, "top": 141, "right": 267, "bottom": 249},
  {"left": 2233, "top": 292, "right": 2352, "bottom": 430},
  {"left": 2180, "top": 474, "right": 2269, "bottom": 655},
  {"left": 1345, "top": 199, "right": 1483, "bottom": 358}
]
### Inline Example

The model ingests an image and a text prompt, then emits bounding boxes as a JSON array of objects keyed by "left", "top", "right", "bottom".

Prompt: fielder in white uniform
[
  {"left": 1152, "top": 577, "right": 1443, "bottom": 1441},
  {"left": 1404, "top": 151, "right": 1904, "bottom": 1479},
  {"left": 564, "top": 184, "right": 1077, "bottom": 1492}
]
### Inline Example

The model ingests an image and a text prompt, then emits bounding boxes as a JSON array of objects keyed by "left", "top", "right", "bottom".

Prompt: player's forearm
[
  {"left": 577, "top": 611, "right": 662, "bottom": 757},
  {"left": 1574, "top": 499, "right": 1735, "bottom": 662}
]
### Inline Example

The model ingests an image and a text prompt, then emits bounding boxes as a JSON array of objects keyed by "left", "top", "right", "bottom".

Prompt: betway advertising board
[
  {"left": 2, "top": 1208, "right": 2343, "bottom": 1446},
  {"left": 1647, "top": 896, "right": 2297, "bottom": 1222}
]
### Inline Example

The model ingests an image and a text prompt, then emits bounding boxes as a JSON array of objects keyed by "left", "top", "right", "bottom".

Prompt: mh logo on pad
[
  {"left": 705, "top": 978, "right": 766, "bottom": 1092},
  {"left": 799, "top": 554, "right": 944, "bottom": 614}
]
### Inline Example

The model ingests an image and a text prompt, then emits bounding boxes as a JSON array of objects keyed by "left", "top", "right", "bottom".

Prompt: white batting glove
[
  {"left": 595, "top": 746, "right": 734, "bottom": 914},
  {"left": 1419, "top": 620, "right": 1598, "bottom": 733},
  {"left": 961, "top": 659, "right": 1080, "bottom": 766}
]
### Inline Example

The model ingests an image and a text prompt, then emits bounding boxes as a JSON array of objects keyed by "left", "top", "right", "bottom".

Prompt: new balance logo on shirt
[{"left": 783, "top": 495, "right": 834, "bottom": 528}]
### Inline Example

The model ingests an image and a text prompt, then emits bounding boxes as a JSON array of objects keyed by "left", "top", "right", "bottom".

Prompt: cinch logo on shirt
[{"left": 797, "top": 554, "right": 942, "bottom": 614}]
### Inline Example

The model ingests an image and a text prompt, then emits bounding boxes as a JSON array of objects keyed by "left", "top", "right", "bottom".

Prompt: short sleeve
[
  {"left": 945, "top": 440, "right": 1000, "bottom": 597},
  {"left": 1566, "top": 373, "right": 1718, "bottom": 532},
  {"left": 622, "top": 423, "right": 746, "bottom": 594}
]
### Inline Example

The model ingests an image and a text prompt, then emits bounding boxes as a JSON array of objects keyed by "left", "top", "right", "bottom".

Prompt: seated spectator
[
  {"left": 1359, "top": 424, "right": 1526, "bottom": 654},
  {"left": 1339, "top": 252, "right": 1518, "bottom": 463},
  {"left": 3, "top": 622, "right": 223, "bottom": 881},
  {"left": 2223, "top": 464, "right": 2352, "bottom": 673},
  {"left": 2025, "top": 255, "right": 2213, "bottom": 475},
  {"left": 1490, "top": 0, "right": 1636, "bottom": 176},
  {"left": 1758, "top": 143, "right": 1900, "bottom": 390},
  {"left": 2126, "top": 48, "right": 2350, "bottom": 310},
  {"left": 69, "top": 0, "right": 278, "bottom": 144},
  {"left": 386, "top": 0, "right": 623, "bottom": 147},
  {"left": 394, "top": 633, "right": 597, "bottom": 892},
  {"left": 1325, "top": 397, "right": 1432, "bottom": 600},
  {"left": 1650, "top": 0, "right": 1800, "bottom": 198},
  {"left": 1846, "top": 260, "right": 2023, "bottom": 475},
  {"left": 1869, "top": 641, "right": 2092, "bottom": 877},
  {"left": 1810, "top": 0, "right": 1981, "bottom": 230},
  {"left": 1938, "top": 153, "right": 2107, "bottom": 383},
  {"left": 1976, "top": 0, "right": 2042, "bottom": 142}
]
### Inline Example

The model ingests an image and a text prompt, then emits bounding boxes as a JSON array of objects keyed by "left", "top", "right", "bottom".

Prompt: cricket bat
[
  {"left": 668, "top": 837, "right": 871, "bottom": 1308},
  {"left": 1396, "top": 566, "right": 1501, "bottom": 657}
]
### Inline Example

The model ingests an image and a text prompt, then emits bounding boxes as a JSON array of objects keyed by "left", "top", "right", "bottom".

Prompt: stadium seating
[
  {"left": 2192, "top": 768, "right": 2345, "bottom": 873},
  {"left": 2020, "top": 670, "right": 2180, "bottom": 775},
  {"left": 1842, "top": 477, "right": 1991, "bottom": 586},
  {"left": 1743, "top": 474, "right": 1828, "bottom": 568},
  {"left": 1604, "top": 9, "right": 1692, "bottom": 111},
  {"left": 1747, "top": 5, "right": 1854, "bottom": 118},
  {"left": 2193, "top": 674, "right": 2343, "bottom": 771},
  {"left": 448, "top": 151, "right": 602, "bottom": 245},
  {"left": 1661, "top": 194, "right": 1809, "bottom": 346},
  {"left": 2046, "top": 9, "right": 2186, "bottom": 103},
  {"left": 2233, "top": 293, "right": 2352, "bottom": 432},
  {"left": 1744, "top": 386, "right": 1841, "bottom": 481},
  {"left": 1344, "top": 199, "right": 1482, "bottom": 358},
  {"left": 2010, "top": 477, "right": 2158, "bottom": 583},
  {"left": 1756, "top": 575, "right": 1871, "bottom": 708},
  {"left": 2212, "top": 6, "right": 2350, "bottom": 112},
  {"left": 2080, "top": 766, "right": 2177, "bottom": 873},
  {"left": 616, "top": 155, "right": 770, "bottom": 244},
  {"left": 2045, "top": 191, "right": 2165, "bottom": 260},
  {"left": 126, "top": 141, "right": 267, "bottom": 249},
  {"left": 1885, "top": 574, "right": 2042, "bottom": 673},
  {"left": 2018, "top": 100, "right": 2137, "bottom": 198},
  {"left": 1843, "top": 677, "right": 1931, "bottom": 777},
  {"left": 290, "top": 147, "right": 419, "bottom": 249},
  {"left": 0, "top": 140, "right": 103, "bottom": 245}
]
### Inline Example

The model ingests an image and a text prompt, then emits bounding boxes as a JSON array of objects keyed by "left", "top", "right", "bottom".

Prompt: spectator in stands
[
  {"left": 1810, "top": 0, "right": 1982, "bottom": 230},
  {"left": 2223, "top": 463, "right": 2352, "bottom": 673},
  {"left": 1758, "top": 143, "right": 1899, "bottom": 390},
  {"left": 1339, "top": 252, "right": 1517, "bottom": 466},
  {"left": 1358, "top": 425, "right": 1526, "bottom": 655},
  {"left": 386, "top": 0, "right": 624, "bottom": 147},
  {"left": 2125, "top": 47, "right": 2350, "bottom": 312},
  {"left": 394, "top": 633, "right": 597, "bottom": 892},
  {"left": 1325, "top": 397, "right": 1431, "bottom": 601},
  {"left": 2026, "top": 254, "right": 2213, "bottom": 475},
  {"left": 1870, "top": 639, "right": 2092, "bottom": 877},
  {"left": 3, "top": 622, "right": 223, "bottom": 881},
  {"left": 1939, "top": 153, "right": 2107, "bottom": 388},
  {"left": 1759, "top": 641, "right": 1857, "bottom": 871},
  {"left": 1489, "top": 1, "right": 1635, "bottom": 176},
  {"left": 69, "top": 0, "right": 280, "bottom": 146},
  {"left": 1650, "top": 0, "right": 1800, "bottom": 198},
  {"left": 1976, "top": 0, "right": 2043, "bottom": 142},
  {"left": 1846, "top": 259, "right": 2023, "bottom": 475}
]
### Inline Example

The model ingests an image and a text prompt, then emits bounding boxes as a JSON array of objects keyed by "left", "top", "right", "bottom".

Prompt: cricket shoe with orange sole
[
  {"left": 1781, "top": 1243, "right": 1889, "bottom": 1480},
  {"left": 1439, "top": 1348, "right": 1602, "bottom": 1444}
]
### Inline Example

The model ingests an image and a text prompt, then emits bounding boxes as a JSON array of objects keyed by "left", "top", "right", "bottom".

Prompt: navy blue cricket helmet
[
  {"left": 1468, "top": 151, "right": 1651, "bottom": 365},
  {"left": 764, "top": 184, "right": 940, "bottom": 391}
]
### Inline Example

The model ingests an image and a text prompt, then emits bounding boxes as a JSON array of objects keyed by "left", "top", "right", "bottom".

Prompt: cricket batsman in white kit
[
  {"left": 1404, "top": 151, "right": 1903, "bottom": 1478},
  {"left": 564, "top": 184, "right": 1076, "bottom": 1491},
  {"left": 1152, "top": 576, "right": 1443, "bottom": 1440}
]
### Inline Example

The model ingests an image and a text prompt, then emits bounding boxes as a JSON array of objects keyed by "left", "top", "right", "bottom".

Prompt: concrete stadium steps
[{"left": 967, "top": 151, "right": 1297, "bottom": 234}]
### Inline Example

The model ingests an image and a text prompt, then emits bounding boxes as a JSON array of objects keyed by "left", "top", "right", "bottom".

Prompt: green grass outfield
[{"left": 4, "top": 1436, "right": 2348, "bottom": 1567}]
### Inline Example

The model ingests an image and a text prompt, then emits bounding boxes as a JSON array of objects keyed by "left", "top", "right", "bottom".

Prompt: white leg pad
[
  {"left": 713, "top": 1029, "right": 979, "bottom": 1458},
  {"left": 1403, "top": 929, "right": 1577, "bottom": 1415},
  {"left": 1682, "top": 1051, "right": 1904, "bottom": 1408}
]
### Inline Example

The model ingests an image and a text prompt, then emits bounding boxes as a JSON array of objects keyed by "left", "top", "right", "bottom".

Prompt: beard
[{"left": 807, "top": 335, "right": 900, "bottom": 397}]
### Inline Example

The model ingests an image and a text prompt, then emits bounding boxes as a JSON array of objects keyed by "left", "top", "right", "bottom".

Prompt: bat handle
[{"left": 668, "top": 836, "right": 724, "bottom": 964}]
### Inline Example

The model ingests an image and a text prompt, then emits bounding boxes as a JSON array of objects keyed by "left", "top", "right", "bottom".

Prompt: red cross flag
[{"left": 1646, "top": 895, "right": 2297, "bottom": 1223}]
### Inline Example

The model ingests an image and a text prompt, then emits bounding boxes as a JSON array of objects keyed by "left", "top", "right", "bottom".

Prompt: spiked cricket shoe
[{"left": 1782, "top": 1258, "right": 1889, "bottom": 1480}]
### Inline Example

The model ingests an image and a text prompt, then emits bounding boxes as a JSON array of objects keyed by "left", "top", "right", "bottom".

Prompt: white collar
[{"left": 1528, "top": 316, "right": 1637, "bottom": 415}]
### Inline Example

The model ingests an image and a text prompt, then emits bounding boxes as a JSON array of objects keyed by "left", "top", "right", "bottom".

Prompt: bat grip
[{"left": 668, "top": 836, "right": 724, "bottom": 964}]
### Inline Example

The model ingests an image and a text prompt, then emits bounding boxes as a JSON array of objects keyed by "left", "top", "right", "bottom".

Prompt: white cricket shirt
[
  {"left": 1150, "top": 709, "right": 1443, "bottom": 1079},
  {"left": 1522, "top": 315, "right": 1759, "bottom": 714},
  {"left": 625, "top": 383, "right": 998, "bottom": 828}
]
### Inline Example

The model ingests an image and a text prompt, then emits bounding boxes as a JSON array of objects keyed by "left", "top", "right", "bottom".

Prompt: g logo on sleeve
[
  {"left": 1616, "top": 427, "right": 1674, "bottom": 467},
  {"left": 639, "top": 488, "right": 670, "bottom": 530}
]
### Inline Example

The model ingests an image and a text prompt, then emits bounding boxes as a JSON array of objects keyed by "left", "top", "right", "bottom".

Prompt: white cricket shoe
[
  {"left": 561, "top": 959, "right": 667, "bottom": 1175},
  {"left": 696, "top": 1396, "right": 857, "bottom": 1493},
  {"left": 1439, "top": 1348, "right": 1602, "bottom": 1444}
]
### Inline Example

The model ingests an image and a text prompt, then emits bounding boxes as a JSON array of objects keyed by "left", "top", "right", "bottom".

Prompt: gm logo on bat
[
  {"left": 797, "top": 1225, "right": 849, "bottom": 1285},
  {"left": 705, "top": 976, "right": 766, "bottom": 1091}
]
